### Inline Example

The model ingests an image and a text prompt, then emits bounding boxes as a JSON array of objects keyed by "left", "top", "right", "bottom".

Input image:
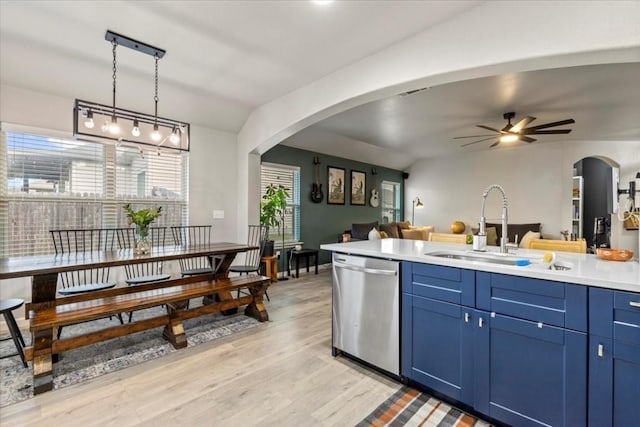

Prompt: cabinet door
[
  {"left": 475, "top": 311, "right": 587, "bottom": 427},
  {"left": 589, "top": 337, "right": 640, "bottom": 427},
  {"left": 401, "top": 294, "right": 474, "bottom": 406}
]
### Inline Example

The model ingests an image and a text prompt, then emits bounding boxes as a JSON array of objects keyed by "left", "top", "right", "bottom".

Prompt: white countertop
[{"left": 321, "top": 239, "right": 640, "bottom": 293}]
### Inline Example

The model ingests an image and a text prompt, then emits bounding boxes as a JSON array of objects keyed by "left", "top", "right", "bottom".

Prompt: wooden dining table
[{"left": 0, "top": 242, "right": 269, "bottom": 394}]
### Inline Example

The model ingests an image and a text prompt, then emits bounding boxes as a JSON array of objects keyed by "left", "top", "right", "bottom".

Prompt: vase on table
[{"left": 135, "top": 224, "right": 151, "bottom": 255}]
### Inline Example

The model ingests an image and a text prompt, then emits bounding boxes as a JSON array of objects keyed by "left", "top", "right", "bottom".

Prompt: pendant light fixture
[{"left": 73, "top": 30, "right": 190, "bottom": 151}]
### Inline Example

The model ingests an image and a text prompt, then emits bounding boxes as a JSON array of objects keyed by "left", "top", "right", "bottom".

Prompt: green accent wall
[{"left": 261, "top": 145, "right": 405, "bottom": 265}]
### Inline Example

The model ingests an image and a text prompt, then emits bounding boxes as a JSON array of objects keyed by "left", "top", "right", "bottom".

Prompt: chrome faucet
[{"left": 480, "top": 184, "right": 509, "bottom": 253}]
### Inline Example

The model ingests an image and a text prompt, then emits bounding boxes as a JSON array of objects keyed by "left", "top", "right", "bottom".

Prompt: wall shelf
[{"left": 572, "top": 176, "right": 584, "bottom": 238}]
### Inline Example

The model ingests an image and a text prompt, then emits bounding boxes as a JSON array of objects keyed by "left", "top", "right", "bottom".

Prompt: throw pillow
[
  {"left": 397, "top": 221, "right": 412, "bottom": 230},
  {"left": 379, "top": 223, "right": 401, "bottom": 238},
  {"left": 351, "top": 221, "right": 379, "bottom": 240},
  {"left": 379, "top": 231, "right": 389, "bottom": 239},
  {"left": 368, "top": 227, "right": 381, "bottom": 240},
  {"left": 519, "top": 230, "right": 541, "bottom": 248}
]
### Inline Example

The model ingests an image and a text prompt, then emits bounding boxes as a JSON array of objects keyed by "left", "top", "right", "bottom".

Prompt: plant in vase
[
  {"left": 123, "top": 203, "right": 162, "bottom": 254},
  {"left": 260, "top": 184, "right": 289, "bottom": 278}
]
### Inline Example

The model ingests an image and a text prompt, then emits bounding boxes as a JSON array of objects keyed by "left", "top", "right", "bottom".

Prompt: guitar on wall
[
  {"left": 370, "top": 167, "right": 379, "bottom": 207},
  {"left": 311, "top": 156, "right": 324, "bottom": 203}
]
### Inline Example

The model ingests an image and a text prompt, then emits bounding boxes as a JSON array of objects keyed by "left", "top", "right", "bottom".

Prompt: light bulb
[
  {"left": 84, "top": 111, "right": 95, "bottom": 129},
  {"left": 131, "top": 119, "right": 141, "bottom": 137},
  {"left": 169, "top": 127, "right": 180, "bottom": 145},
  {"left": 499, "top": 134, "right": 519, "bottom": 143},
  {"left": 150, "top": 124, "right": 162, "bottom": 142},
  {"left": 108, "top": 116, "right": 120, "bottom": 134}
]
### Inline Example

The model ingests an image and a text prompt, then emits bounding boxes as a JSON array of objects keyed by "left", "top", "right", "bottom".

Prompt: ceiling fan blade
[
  {"left": 521, "top": 129, "right": 572, "bottom": 135},
  {"left": 461, "top": 136, "right": 498, "bottom": 147},
  {"left": 489, "top": 140, "right": 501, "bottom": 148},
  {"left": 510, "top": 116, "right": 536, "bottom": 133},
  {"left": 453, "top": 134, "right": 495, "bottom": 139},
  {"left": 519, "top": 135, "right": 537, "bottom": 143},
  {"left": 476, "top": 125, "right": 503, "bottom": 133},
  {"left": 522, "top": 119, "right": 575, "bottom": 131}
]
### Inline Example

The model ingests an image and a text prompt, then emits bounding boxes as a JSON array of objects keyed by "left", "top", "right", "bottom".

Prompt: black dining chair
[
  {"left": 49, "top": 228, "right": 124, "bottom": 338},
  {"left": 115, "top": 227, "right": 171, "bottom": 322},
  {"left": 230, "top": 225, "right": 270, "bottom": 301},
  {"left": 170, "top": 225, "right": 217, "bottom": 276}
]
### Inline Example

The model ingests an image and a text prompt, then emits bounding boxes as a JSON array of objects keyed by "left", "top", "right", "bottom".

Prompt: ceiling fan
[{"left": 455, "top": 112, "right": 575, "bottom": 148}]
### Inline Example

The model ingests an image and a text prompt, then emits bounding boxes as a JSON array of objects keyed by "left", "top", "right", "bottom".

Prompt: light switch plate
[{"left": 213, "top": 210, "right": 224, "bottom": 219}]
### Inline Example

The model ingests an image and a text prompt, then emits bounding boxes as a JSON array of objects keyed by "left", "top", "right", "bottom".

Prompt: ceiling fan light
[{"left": 500, "top": 134, "right": 519, "bottom": 143}]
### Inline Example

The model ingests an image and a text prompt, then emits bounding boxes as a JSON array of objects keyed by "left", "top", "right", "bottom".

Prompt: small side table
[
  {"left": 261, "top": 255, "right": 278, "bottom": 282},
  {"left": 287, "top": 249, "right": 319, "bottom": 278}
]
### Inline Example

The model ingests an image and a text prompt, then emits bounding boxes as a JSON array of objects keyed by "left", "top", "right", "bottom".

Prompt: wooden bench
[{"left": 24, "top": 274, "right": 270, "bottom": 394}]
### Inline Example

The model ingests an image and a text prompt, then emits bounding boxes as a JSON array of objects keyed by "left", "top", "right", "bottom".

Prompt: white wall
[
  {"left": 236, "top": 1, "right": 640, "bottom": 235},
  {"left": 406, "top": 140, "right": 640, "bottom": 254}
]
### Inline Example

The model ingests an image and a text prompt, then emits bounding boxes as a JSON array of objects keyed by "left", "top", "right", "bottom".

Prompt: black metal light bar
[
  {"left": 105, "top": 30, "right": 165, "bottom": 58},
  {"left": 74, "top": 99, "right": 190, "bottom": 152}
]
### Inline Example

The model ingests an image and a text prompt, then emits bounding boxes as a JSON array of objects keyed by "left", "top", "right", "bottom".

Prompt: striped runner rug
[{"left": 357, "top": 386, "right": 492, "bottom": 427}]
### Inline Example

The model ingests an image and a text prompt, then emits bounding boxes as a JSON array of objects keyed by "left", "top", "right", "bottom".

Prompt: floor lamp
[{"left": 412, "top": 196, "right": 424, "bottom": 225}]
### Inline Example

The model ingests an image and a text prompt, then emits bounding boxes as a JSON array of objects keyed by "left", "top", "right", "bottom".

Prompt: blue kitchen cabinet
[
  {"left": 401, "top": 262, "right": 476, "bottom": 405},
  {"left": 474, "top": 310, "right": 587, "bottom": 427},
  {"left": 402, "top": 263, "right": 589, "bottom": 426},
  {"left": 401, "top": 293, "right": 475, "bottom": 406},
  {"left": 588, "top": 288, "right": 640, "bottom": 427}
]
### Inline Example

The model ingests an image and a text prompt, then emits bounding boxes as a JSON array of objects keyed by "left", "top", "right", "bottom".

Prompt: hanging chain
[
  {"left": 154, "top": 54, "right": 159, "bottom": 123},
  {"left": 112, "top": 39, "right": 117, "bottom": 114}
]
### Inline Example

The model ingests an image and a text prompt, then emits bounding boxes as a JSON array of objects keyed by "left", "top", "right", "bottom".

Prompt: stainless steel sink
[
  {"left": 425, "top": 250, "right": 529, "bottom": 266},
  {"left": 425, "top": 250, "right": 572, "bottom": 270}
]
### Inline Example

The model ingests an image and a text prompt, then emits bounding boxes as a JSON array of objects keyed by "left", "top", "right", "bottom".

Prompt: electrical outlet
[
  {"left": 213, "top": 210, "right": 224, "bottom": 219},
  {"left": 276, "top": 250, "right": 281, "bottom": 257}
]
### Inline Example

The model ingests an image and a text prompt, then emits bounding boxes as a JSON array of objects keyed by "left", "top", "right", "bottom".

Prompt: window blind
[
  {"left": 1, "top": 129, "right": 188, "bottom": 257},
  {"left": 260, "top": 163, "right": 300, "bottom": 242}
]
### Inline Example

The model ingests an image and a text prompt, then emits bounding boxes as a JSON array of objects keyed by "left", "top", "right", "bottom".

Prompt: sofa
[
  {"left": 347, "top": 220, "right": 434, "bottom": 241},
  {"left": 472, "top": 222, "right": 543, "bottom": 247}
]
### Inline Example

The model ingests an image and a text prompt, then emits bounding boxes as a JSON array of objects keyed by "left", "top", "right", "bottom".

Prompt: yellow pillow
[
  {"left": 519, "top": 230, "right": 541, "bottom": 248},
  {"left": 379, "top": 231, "right": 389, "bottom": 239}
]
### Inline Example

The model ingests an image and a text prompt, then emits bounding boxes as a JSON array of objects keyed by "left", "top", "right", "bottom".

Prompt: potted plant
[
  {"left": 259, "top": 184, "right": 289, "bottom": 258},
  {"left": 123, "top": 203, "right": 162, "bottom": 254}
]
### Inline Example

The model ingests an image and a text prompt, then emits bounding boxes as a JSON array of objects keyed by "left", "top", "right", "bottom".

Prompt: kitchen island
[{"left": 321, "top": 239, "right": 640, "bottom": 427}]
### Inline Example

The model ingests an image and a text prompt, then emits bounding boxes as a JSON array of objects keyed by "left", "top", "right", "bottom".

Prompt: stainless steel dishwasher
[{"left": 332, "top": 253, "right": 400, "bottom": 376}]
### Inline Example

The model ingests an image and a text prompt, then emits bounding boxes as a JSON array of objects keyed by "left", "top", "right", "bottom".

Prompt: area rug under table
[
  {"left": 357, "top": 386, "right": 492, "bottom": 427},
  {"left": 0, "top": 308, "right": 259, "bottom": 407}
]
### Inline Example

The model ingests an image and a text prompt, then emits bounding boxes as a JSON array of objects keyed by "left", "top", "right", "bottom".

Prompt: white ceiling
[
  {"left": 284, "top": 62, "right": 640, "bottom": 169},
  {"left": 1, "top": 1, "right": 639, "bottom": 171}
]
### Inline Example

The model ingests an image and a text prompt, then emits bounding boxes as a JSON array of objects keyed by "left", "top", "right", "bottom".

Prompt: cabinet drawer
[
  {"left": 402, "top": 262, "right": 475, "bottom": 306},
  {"left": 476, "top": 272, "right": 587, "bottom": 332},
  {"left": 590, "top": 287, "right": 640, "bottom": 345}
]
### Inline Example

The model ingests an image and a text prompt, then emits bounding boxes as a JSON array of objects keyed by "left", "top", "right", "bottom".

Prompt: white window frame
[
  {"left": 260, "top": 162, "right": 301, "bottom": 243},
  {"left": 1, "top": 123, "right": 189, "bottom": 257}
]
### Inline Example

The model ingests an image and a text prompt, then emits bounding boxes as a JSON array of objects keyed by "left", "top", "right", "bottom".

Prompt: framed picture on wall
[
  {"left": 350, "top": 170, "right": 366, "bottom": 205},
  {"left": 327, "top": 166, "right": 345, "bottom": 205}
]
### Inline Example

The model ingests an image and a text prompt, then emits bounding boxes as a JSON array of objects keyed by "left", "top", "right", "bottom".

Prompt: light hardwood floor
[{"left": 1, "top": 270, "right": 401, "bottom": 426}]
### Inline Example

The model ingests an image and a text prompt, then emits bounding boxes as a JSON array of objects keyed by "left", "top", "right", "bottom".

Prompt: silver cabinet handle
[
  {"left": 630, "top": 301, "right": 640, "bottom": 308},
  {"left": 333, "top": 261, "right": 397, "bottom": 276},
  {"left": 478, "top": 317, "right": 484, "bottom": 328},
  {"left": 464, "top": 312, "right": 470, "bottom": 323},
  {"left": 598, "top": 344, "right": 604, "bottom": 358}
]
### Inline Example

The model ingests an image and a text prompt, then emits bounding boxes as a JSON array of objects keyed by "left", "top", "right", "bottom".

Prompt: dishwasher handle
[{"left": 333, "top": 260, "right": 397, "bottom": 276}]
